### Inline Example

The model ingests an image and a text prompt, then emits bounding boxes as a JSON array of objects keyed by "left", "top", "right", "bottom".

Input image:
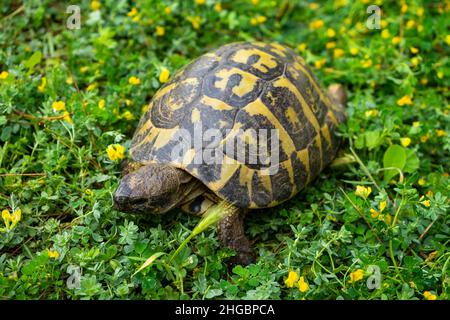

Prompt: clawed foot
[{"left": 227, "top": 247, "right": 257, "bottom": 269}]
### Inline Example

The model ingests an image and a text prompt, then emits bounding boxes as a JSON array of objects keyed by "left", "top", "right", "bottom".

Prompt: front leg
[{"left": 218, "top": 209, "right": 256, "bottom": 267}]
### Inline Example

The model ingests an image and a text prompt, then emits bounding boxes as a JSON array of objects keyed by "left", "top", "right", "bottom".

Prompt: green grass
[{"left": 0, "top": 0, "right": 449, "bottom": 300}]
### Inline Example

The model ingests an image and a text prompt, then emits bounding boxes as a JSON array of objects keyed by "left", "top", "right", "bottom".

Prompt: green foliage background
[{"left": 0, "top": 0, "right": 449, "bottom": 299}]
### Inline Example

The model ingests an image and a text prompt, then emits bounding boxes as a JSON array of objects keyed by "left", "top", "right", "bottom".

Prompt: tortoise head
[{"left": 113, "top": 162, "right": 193, "bottom": 214}]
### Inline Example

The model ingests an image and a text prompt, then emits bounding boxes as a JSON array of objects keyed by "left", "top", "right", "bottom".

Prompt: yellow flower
[
  {"left": 436, "top": 129, "right": 446, "bottom": 137},
  {"left": 127, "top": 7, "right": 138, "bottom": 17},
  {"left": 355, "top": 22, "right": 364, "bottom": 31},
  {"left": 284, "top": 271, "right": 299, "bottom": 288},
  {"left": 355, "top": 185, "right": 372, "bottom": 200},
  {"left": 106, "top": 144, "right": 125, "bottom": 161},
  {"left": 132, "top": 16, "right": 140, "bottom": 23},
  {"left": 122, "top": 110, "right": 134, "bottom": 121},
  {"left": 314, "top": 59, "right": 326, "bottom": 69},
  {"left": 392, "top": 36, "right": 401, "bottom": 45},
  {"left": 52, "top": 101, "right": 66, "bottom": 112},
  {"left": 397, "top": 95, "right": 413, "bottom": 106},
  {"left": 190, "top": 16, "right": 201, "bottom": 29},
  {"left": 410, "top": 57, "right": 420, "bottom": 67},
  {"left": 333, "top": 48, "right": 344, "bottom": 58},
  {"left": 251, "top": 0, "right": 259, "bottom": 4},
  {"left": 165, "top": 6, "right": 172, "bottom": 15},
  {"left": 418, "top": 178, "right": 426, "bottom": 186},
  {"left": 417, "top": 7, "right": 424, "bottom": 17},
  {"left": 380, "top": 200, "right": 387, "bottom": 212},
  {"left": 47, "top": 249, "right": 59, "bottom": 259},
  {"left": 420, "top": 134, "right": 429, "bottom": 143},
  {"left": 86, "top": 83, "right": 97, "bottom": 91},
  {"left": 195, "top": 0, "right": 205, "bottom": 5},
  {"left": 128, "top": 76, "right": 141, "bottom": 85},
  {"left": 0, "top": 71, "right": 9, "bottom": 80},
  {"left": 406, "top": 20, "right": 415, "bottom": 29},
  {"left": 298, "top": 276, "right": 309, "bottom": 293},
  {"left": 361, "top": 59, "right": 372, "bottom": 68},
  {"left": 309, "top": 19, "right": 324, "bottom": 30},
  {"left": 156, "top": 26, "right": 165, "bottom": 36},
  {"left": 159, "top": 67, "right": 170, "bottom": 84},
  {"left": 413, "top": 121, "right": 420, "bottom": 127},
  {"left": 214, "top": 3, "right": 222, "bottom": 12},
  {"left": 326, "top": 28, "right": 336, "bottom": 38},
  {"left": 2, "top": 209, "right": 12, "bottom": 225},
  {"left": 80, "top": 66, "right": 89, "bottom": 73},
  {"left": 401, "top": 4, "right": 408, "bottom": 13},
  {"left": 297, "top": 43, "right": 307, "bottom": 52},
  {"left": 426, "top": 190, "right": 433, "bottom": 198},
  {"left": 91, "top": 0, "right": 101, "bottom": 11},
  {"left": 98, "top": 99, "right": 105, "bottom": 109},
  {"left": 381, "top": 29, "right": 390, "bottom": 39},
  {"left": 350, "top": 47, "right": 359, "bottom": 55},
  {"left": 349, "top": 269, "right": 364, "bottom": 283},
  {"left": 38, "top": 77, "right": 47, "bottom": 92},
  {"left": 63, "top": 111, "right": 73, "bottom": 124},
  {"left": 410, "top": 47, "right": 419, "bottom": 54},
  {"left": 66, "top": 77, "right": 73, "bottom": 85},
  {"left": 445, "top": 35, "right": 450, "bottom": 46},
  {"left": 308, "top": 3, "right": 319, "bottom": 10},
  {"left": 256, "top": 15, "right": 267, "bottom": 24},
  {"left": 2, "top": 209, "right": 21, "bottom": 230},
  {"left": 326, "top": 42, "right": 336, "bottom": 49},
  {"left": 400, "top": 137, "right": 411, "bottom": 147},
  {"left": 423, "top": 291, "right": 437, "bottom": 300},
  {"left": 370, "top": 208, "right": 379, "bottom": 219},
  {"left": 437, "top": 71, "right": 444, "bottom": 79},
  {"left": 125, "top": 99, "right": 132, "bottom": 106},
  {"left": 421, "top": 78, "right": 428, "bottom": 85},
  {"left": 11, "top": 209, "right": 21, "bottom": 224},
  {"left": 420, "top": 199, "right": 431, "bottom": 207},
  {"left": 365, "top": 109, "right": 378, "bottom": 118}
]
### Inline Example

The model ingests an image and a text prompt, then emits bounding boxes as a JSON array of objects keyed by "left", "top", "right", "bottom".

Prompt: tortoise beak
[{"left": 113, "top": 181, "right": 132, "bottom": 211}]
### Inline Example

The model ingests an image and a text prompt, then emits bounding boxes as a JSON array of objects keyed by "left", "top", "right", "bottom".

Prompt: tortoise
[{"left": 114, "top": 42, "right": 347, "bottom": 266}]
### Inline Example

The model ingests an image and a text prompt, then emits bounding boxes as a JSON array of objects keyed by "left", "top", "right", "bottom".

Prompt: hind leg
[{"left": 217, "top": 209, "right": 256, "bottom": 267}]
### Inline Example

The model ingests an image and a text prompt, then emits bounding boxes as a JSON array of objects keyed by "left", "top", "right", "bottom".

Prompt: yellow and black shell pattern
[{"left": 129, "top": 42, "right": 346, "bottom": 209}]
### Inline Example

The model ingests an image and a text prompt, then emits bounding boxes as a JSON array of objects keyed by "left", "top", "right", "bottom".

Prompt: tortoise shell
[{"left": 129, "top": 42, "right": 346, "bottom": 209}]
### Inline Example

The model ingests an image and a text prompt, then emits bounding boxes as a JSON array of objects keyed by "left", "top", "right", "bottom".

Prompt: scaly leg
[{"left": 218, "top": 209, "right": 256, "bottom": 267}]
